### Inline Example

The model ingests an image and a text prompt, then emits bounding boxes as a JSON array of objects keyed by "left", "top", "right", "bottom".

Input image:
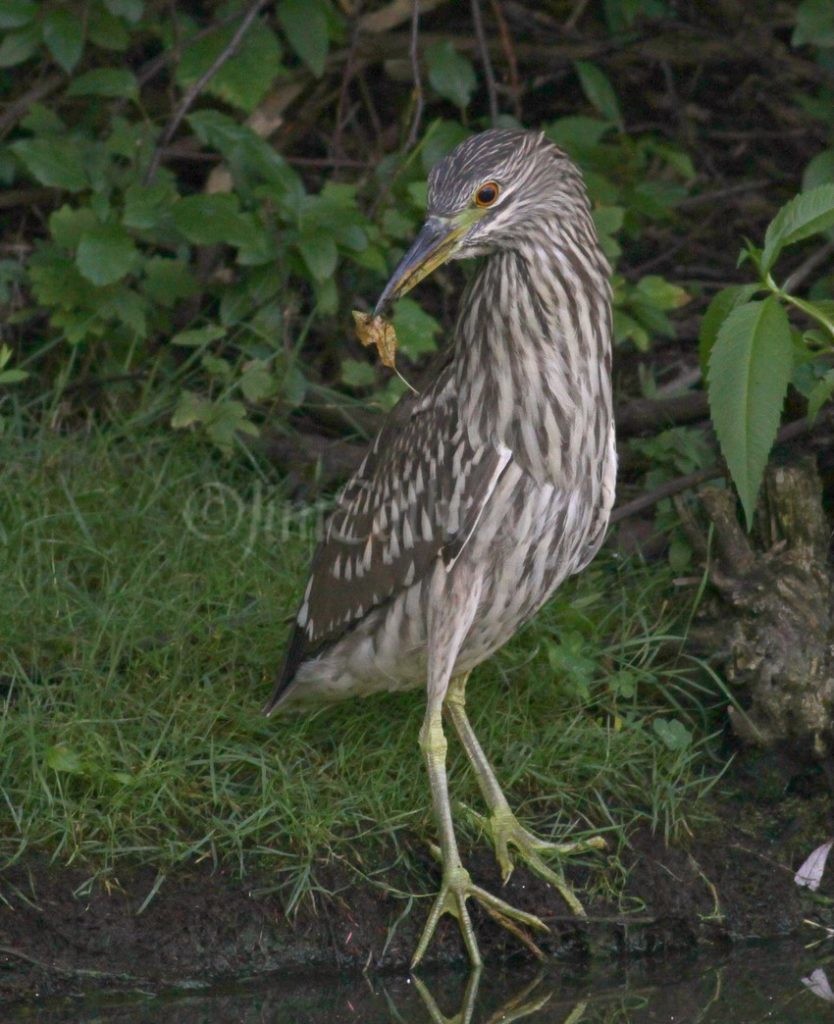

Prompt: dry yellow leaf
[{"left": 352, "top": 310, "right": 398, "bottom": 370}]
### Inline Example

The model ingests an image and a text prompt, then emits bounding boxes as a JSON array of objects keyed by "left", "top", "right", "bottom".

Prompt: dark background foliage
[{"left": 0, "top": 0, "right": 833, "bottom": 524}]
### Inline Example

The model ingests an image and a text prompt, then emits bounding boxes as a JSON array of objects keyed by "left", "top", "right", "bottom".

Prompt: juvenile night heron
[{"left": 264, "top": 128, "right": 616, "bottom": 966}]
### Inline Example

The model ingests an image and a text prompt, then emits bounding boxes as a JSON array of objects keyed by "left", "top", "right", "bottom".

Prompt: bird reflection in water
[{"left": 380, "top": 970, "right": 587, "bottom": 1024}]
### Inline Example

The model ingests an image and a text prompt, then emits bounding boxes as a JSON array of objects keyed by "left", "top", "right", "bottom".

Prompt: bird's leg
[
  {"left": 412, "top": 572, "right": 548, "bottom": 968},
  {"left": 445, "top": 673, "right": 605, "bottom": 917}
]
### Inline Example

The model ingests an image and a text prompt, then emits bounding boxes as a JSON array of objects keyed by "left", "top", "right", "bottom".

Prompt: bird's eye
[{"left": 474, "top": 182, "right": 500, "bottom": 208}]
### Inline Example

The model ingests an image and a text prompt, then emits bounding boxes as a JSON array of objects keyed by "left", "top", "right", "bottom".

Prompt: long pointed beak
[{"left": 374, "top": 216, "right": 466, "bottom": 315}]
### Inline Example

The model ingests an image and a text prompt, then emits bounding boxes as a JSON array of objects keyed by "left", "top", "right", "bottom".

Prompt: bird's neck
[{"left": 453, "top": 226, "right": 614, "bottom": 487}]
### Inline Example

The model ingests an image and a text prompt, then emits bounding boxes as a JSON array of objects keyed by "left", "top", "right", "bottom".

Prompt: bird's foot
[
  {"left": 412, "top": 858, "right": 549, "bottom": 969},
  {"left": 468, "top": 806, "right": 606, "bottom": 917}
]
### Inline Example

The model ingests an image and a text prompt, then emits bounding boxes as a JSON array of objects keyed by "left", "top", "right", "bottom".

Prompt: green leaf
[
  {"left": 544, "top": 116, "right": 612, "bottom": 153},
  {"left": 0, "top": 24, "right": 38, "bottom": 67},
  {"left": 792, "top": 0, "right": 834, "bottom": 47},
  {"left": 67, "top": 68, "right": 138, "bottom": 99},
  {"left": 143, "top": 258, "right": 197, "bottom": 306},
  {"left": 802, "top": 149, "right": 834, "bottom": 191},
  {"left": 708, "top": 297, "right": 793, "bottom": 529},
  {"left": 171, "top": 194, "right": 257, "bottom": 247},
  {"left": 171, "top": 325, "right": 226, "bottom": 348},
  {"left": 652, "top": 718, "right": 692, "bottom": 751},
  {"left": 697, "top": 284, "right": 759, "bottom": 377},
  {"left": 297, "top": 230, "right": 337, "bottom": 281},
  {"left": 87, "top": 7, "right": 129, "bottom": 50},
  {"left": 49, "top": 205, "right": 98, "bottom": 248},
  {"left": 171, "top": 389, "right": 212, "bottom": 429},
  {"left": 104, "top": 0, "right": 144, "bottom": 22},
  {"left": 807, "top": 369, "right": 834, "bottom": 421},
  {"left": 45, "top": 744, "right": 85, "bottom": 774},
  {"left": 0, "top": 1, "right": 36, "bottom": 29},
  {"left": 574, "top": 60, "right": 623, "bottom": 127},
  {"left": 42, "top": 7, "right": 85, "bottom": 73},
  {"left": 176, "top": 21, "right": 282, "bottom": 114},
  {"left": 391, "top": 298, "right": 440, "bottom": 359},
  {"left": 277, "top": 0, "right": 329, "bottom": 76},
  {"left": 420, "top": 119, "right": 470, "bottom": 172},
  {"left": 76, "top": 223, "right": 138, "bottom": 286},
  {"left": 635, "top": 275, "right": 689, "bottom": 310},
  {"left": 341, "top": 358, "right": 376, "bottom": 388},
  {"left": 239, "top": 360, "right": 276, "bottom": 402},
  {"left": 426, "top": 41, "right": 476, "bottom": 109},
  {"left": 761, "top": 185, "right": 834, "bottom": 273},
  {"left": 11, "top": 136, "right": 87, "bottom": 191}
]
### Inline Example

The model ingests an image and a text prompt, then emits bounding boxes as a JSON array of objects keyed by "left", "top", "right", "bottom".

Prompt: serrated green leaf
[
  {"left": 0, "top": 1, "right": 36, "bottom": 29},
  {"left": 67, "top": 68, "right": 138, "bottom": 99},
  {"left": 12, "top": 136, "right": 87, "bottom": 191},
  {"left": 708, "top": 297, "right": 793, "bottom": 529},
  {"left": 426, "top": 41, "right": 476, "bottom": 109},
  {"left": 697, "top": 283, "right": 759, "bottom": 378},
  {"left": 0, "top": 24, "right": 38, "bottom": 67},
  {"left": 297, "top": 231, "right": 337, "bottom": 281},
  {"left": 42, "top": 7, "right": 85, "bottom": 73},
  {"left": 76, "top": 223, "right": 138, "bottom": 286},
  {"left": 574, "top": 60, "right": 622, "bottom": 127},
  {"left": 761, "top": 185, "right": 834, "bottom": 273},
  {"left": 123, "top": 181, "right": 178, "bottom": 229},
  {"left": 277, "top": 0, "right": 329, "bottom": 76}
]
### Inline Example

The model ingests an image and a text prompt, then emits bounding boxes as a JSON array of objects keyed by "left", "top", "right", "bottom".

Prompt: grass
[{"left": 0, "top": 428, "right": 725, "bottom": 910}]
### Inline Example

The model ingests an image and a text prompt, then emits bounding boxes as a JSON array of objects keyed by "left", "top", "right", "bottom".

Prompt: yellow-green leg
[
  {"left": 445, "top": 673, "right": 605, "bottom": 916},
  {"left": 412, "top": 694, "right": 548, "bottom": 968}
]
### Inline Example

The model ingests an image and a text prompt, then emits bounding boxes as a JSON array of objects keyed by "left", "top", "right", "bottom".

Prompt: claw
[
  {"left": 411, "top": 862, "right": 548, "bottom": 968},
  {"left": 464, "top": 804, "right": 606, "bottom": 918}
]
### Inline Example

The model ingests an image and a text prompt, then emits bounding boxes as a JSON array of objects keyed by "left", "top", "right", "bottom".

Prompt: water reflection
[{"left": 17, "top": 942, "right": 834, "bottom": 1023}]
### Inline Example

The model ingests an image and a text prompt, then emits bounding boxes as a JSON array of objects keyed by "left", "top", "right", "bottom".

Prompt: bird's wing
[{"left": 266, "top": 370, "right": 511, "bottom": 708}]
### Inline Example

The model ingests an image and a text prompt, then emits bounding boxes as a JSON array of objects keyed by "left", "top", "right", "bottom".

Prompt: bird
[{"left": 264, "top": 127, "right": 616, "bottom": 967}]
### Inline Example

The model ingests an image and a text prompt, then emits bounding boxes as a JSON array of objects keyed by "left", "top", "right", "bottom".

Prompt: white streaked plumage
[{"left": 266, "top": 128, "right": 615, "bottom": 712}]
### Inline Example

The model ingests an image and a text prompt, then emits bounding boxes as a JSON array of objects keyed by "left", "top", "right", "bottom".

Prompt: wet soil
[{"left": 2, "top": 753, "right": 832, "bottom": 1008}]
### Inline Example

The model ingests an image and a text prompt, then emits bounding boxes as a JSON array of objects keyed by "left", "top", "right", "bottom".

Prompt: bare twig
[
  {"left": 611, "top": 416, "right": 814, "bottom": 522},
  {"left": 489, "top": 0, "right": 521, "bottom": 120},
  {"left": 144, "top": 0, "right": 268, "bottom": 184},
  {"left": 784, "top": 240, "right": 834, "bottom": 293},
  {"left": 0, "top": 74, "right": 63, "bottom": 141},
  {"left": 471, "top": 0, "right": 499, "bottom": 124},
  {"left": 404, "top": 0, "right": 424, "bottom": 150}
]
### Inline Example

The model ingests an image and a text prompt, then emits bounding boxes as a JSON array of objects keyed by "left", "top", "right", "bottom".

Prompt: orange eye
[{"left": 474, "top": 181, "right": 500, "bottom": 207}]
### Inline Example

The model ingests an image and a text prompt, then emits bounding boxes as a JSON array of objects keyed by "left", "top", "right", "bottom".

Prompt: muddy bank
[{"left": 2, "top": 759, "right": 832, "bottom": 1006}]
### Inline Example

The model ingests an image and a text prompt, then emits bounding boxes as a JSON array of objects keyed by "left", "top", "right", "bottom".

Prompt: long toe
[
  {"left": 483, "top": 810, "right": 607, "bottom": 917},
  {"left": 412, "top": 864, "right": 550, "bottom": 968}
]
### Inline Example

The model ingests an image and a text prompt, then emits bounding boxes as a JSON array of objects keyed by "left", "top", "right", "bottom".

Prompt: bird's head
[{"left": 375, "top": 128, "right": 585, "bottom": 314}]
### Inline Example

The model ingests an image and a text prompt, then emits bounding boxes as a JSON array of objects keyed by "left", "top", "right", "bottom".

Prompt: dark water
[{"left": 16, "top": 942, "right": 834, "bottom": 1023}]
